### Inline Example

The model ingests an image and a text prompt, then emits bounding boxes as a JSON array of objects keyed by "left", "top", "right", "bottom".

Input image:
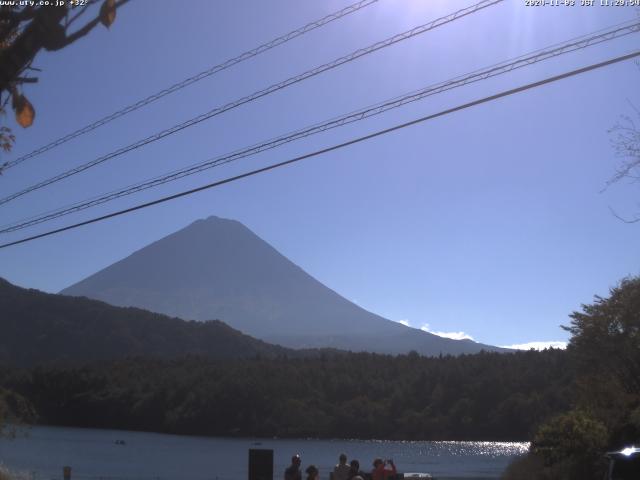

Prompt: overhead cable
[
  {"left": 1, "top": 49, "right": 637, "bottom": 250},
  {"left": 2, "top": 19, "right": 638, "bottom": 234},
  {"left": 0, "top": 0, "right": 504, "bottom": 206},
  {"left": 1, "top": 0, "right": 380, "bottom": 171}
]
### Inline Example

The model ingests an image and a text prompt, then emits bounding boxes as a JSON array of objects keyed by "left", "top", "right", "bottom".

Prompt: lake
[{"left": 0, "top": 426, "right": 528, "bottom": 480}]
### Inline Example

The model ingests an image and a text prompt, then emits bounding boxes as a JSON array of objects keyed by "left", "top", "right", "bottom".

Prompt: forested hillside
[
  {"left": 0, "top": 278, "right": 292, "bottom": 366},
  {"left": 0, "top": 349, "right": 571, "bottom": 441}
]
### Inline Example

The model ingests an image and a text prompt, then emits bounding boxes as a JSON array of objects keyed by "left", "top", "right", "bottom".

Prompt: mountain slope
[
  {"left": 0, "top": 278, "right": 291, "bottom": 366},
  {"left": 61, "top": 216, "right": 506, "bottom": 355}
]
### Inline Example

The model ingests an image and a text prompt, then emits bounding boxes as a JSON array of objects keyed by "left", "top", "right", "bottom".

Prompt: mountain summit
[{"left": 62, "top": 216, "right": 505, "bottom": 355}]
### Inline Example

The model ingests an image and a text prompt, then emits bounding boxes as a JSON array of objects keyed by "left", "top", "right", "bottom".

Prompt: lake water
[{"left": 0, "top": 426, "right": 528, "bottom": 480}]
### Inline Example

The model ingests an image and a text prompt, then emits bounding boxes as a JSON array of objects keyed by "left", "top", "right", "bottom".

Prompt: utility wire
[
  {"left": 1, "top": 49, "right": 638, "bottom": 250},
  {"left": 1, "top": 19, "right": 638, "bottom": 234},
  {"left": 0, "top": 0, "right": 504, "bottom": 207},
  {"left": 1, "top": 0, "right": 380, "bottom": 171}
]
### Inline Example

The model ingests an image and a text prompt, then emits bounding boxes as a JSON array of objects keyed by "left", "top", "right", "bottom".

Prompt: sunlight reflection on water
[
  {"left": 434, "top": 441, "right": 530, "bottom": 457},
  {"left": 0, "top": 426, "right": 530, "bottom": 480}
]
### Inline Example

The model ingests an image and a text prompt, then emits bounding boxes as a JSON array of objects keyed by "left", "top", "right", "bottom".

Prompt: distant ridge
[
  {"left": 0, "top": 277, "right": 292, "bottom": 366},
  {"left": 61, "top": 216, "right": 508, "bottom": 355}
]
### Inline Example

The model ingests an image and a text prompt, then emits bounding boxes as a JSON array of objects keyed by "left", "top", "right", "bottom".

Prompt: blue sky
[{"left": 0, "top": 0, "right": 638, "bottom": 349}]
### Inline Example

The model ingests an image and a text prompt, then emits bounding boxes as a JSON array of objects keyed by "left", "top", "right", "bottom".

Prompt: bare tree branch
[
  {"left": 606, "top": 63, "right": 640, "bottom": 223},
  {"left": 14, "top": 76, "right": 37, "bottom": 84},
  {"left": 57, "top": 0, "right": 130, "bottom": 49},
  {"left": 66, "top": 3, "right": 97, "bottom": 29},
  {"left": 608, "top": 206, "right": 640, "bottom": 224},
  {"left": 607, "top": 106, "right": 640, "bottom": 186}
]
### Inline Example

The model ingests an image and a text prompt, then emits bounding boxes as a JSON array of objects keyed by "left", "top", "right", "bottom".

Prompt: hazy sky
[{"left": 0, "top": 0, "right": 638, "bottom": 349}]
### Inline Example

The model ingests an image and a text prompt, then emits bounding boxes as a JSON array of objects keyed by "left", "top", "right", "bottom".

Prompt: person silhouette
[
  {"left": 333, "top": 453, "right": 350, "bottom": 480},
  {"left": 285, "top": 454, "right": 302, "bottom": 480}
]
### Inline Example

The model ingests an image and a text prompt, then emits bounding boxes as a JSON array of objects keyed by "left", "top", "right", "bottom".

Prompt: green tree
[
  {"left": 531, "top": 410, "right": 608, "bottom": 466},
  {"left": 563, "top": 276, "right": 640, "bottom": 396},
  {"left": 504, "top": 277, "right": 640, "bottom": 479}
]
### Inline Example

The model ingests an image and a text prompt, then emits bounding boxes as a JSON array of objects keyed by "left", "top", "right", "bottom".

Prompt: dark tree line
[{"left": 0, "top": 348, "right": 572, "bottom": 441}]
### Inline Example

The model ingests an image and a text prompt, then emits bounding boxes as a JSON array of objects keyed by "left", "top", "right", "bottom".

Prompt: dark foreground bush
[{"left": 502, "top": 410, "right": 611, "bottom": 480}]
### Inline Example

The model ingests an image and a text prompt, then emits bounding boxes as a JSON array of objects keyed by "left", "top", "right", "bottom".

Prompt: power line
[
  {"left": 0, "top": 0, "right": 504, "bottom": 207},
  {"left": 2, "top": 19, "right": 638, "bottom": 234},
  {"left": 1, "top": 0, "right": 380, "bottom": 171},
  {"left": 1, "top": 49, "right": 637, "bottom": 250}
]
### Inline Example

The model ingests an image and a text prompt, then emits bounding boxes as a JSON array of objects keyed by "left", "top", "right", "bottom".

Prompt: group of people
[{"left": 284, "top": 453, "right": 397, "bottom": 480}]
